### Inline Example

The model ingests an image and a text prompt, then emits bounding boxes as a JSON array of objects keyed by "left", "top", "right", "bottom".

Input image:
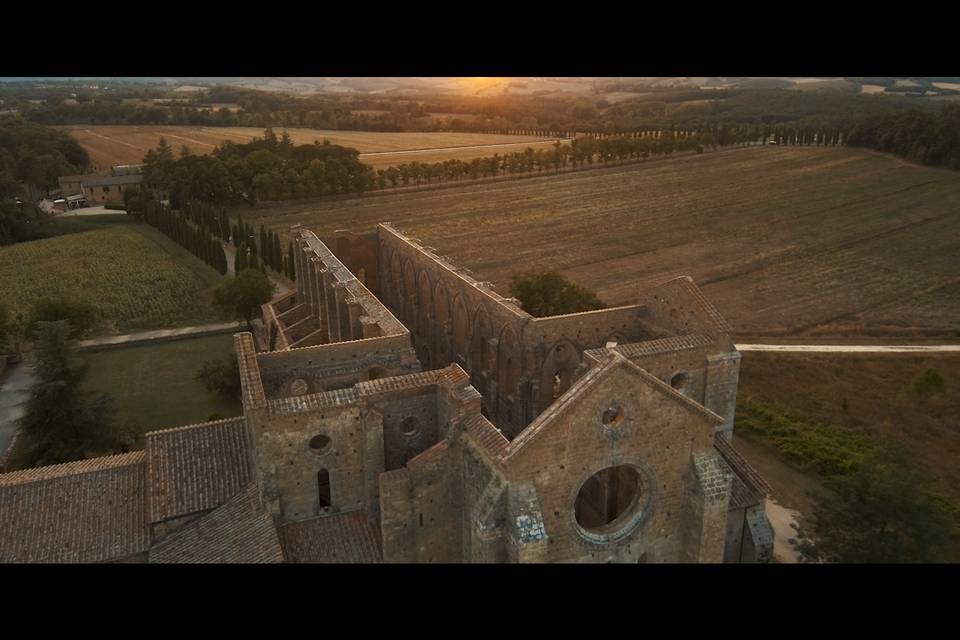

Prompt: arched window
[
  {"left": 552, "top": 368, "right": 571, "bottom": 400},
  {"left": 367, "top": 366, "right": 388, "bottom": 381},
  {"left": 318, "top": 469, "right": 331, "bottom": 508},
  {"left": 670, "top": 371, "right": 690, "bottom": 393},
  {"left": 400, "top": 417, "right": 421, "bottom": 438}
]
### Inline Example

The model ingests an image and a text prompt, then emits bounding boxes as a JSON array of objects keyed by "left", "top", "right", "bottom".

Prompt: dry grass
[
  {"left": 738, "top": 351, "right": 960, "bottom": 505},
  {"left": 242, "top": 146, "right": 960, "bottom": 338},
  {"left": 55, "top": 125, "right": 551, "bottom": 169}
]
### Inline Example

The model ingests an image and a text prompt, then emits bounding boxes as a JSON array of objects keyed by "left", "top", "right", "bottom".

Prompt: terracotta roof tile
[
  {"left": 0, "top": 452, "right": 149, "bottom": 563},
  {"left": 277, "top": 510, "right": 382, "bottom": 563},
  {"left": 149, "top": 483, "right": 284, "bottom": 564},
  {"left": 145, "top": 417, "right": 254, "bottom": 523},
  {"left": 714, "top": 434, "right": 772, "bottom": 508},
  {"left": 267, "top": 388, "right": 357, "bottom": 416},
  {"left": 584, "top": 333, "right": 716, "bottom": 361}
]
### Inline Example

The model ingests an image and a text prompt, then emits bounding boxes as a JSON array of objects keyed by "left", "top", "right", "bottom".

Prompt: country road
[{"left": 736, "top": 344, "right": 960, "bottom": 353}]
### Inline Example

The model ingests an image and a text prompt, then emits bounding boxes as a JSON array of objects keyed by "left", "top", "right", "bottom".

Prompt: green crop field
[
  {"left": 0, "top": 219, "right": 227, "bottom": 335},
  {"left": 242, "top": 146, "right": 960, "bottom": 338},
  {"left": 79, "top": 333, "right": 243, "bottom": 437}
]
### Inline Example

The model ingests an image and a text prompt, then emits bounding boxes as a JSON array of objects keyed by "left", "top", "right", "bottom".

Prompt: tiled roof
[
  {"left": 268, "top": 388, "right": 357, "bottom": 416},
  {"left": 714, "top": 434, "right": 772, "bottom": 509},
  {"left": 356, "top": 368, "right": 444, "bottom": 395},
  {"left": 584, "top": 333, "right": 716, "bottom": 361},
  {"left": 728, "top": 475, "right": 762, "bottom": 510},
  {"left": 0, "top": 452, "right": 149, "bottom": 563},
  {"left": 464, "top": 414, "right": 510, "bottom": 461},
  {"left": 81, "top": 174, "right": 143, "bottom": 187},
  {"left": 277, "top": 510, "right": 382, "bottom": 563},
  {"left": 145, "top": 417, "right": 255, "bottom": 523},
  {"left": 149, "top": 483, "right": 284, "bottom": 564}
]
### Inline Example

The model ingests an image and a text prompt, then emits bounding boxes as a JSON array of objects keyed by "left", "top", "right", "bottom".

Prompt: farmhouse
[
  {"left": 0, "top": 225, "right": 773, "bottom": 564},
  {"left": 57, "top": 172, "right": 143, "bottom": 206}
]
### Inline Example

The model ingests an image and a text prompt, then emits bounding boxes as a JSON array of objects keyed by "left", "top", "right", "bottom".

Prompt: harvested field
[
  {"left": 242, "top": 146, "right": 960, "bottom": 338},
  {"left": 737, "top": 351, "right": 960, "bottom": 506},
  {"left": 55, "top": 125, "right": 553, "bottom": 169},
  {"left": 0, "top": 219, "right": 226, "bottom": 335},
  {"left": 360, "top": 139, "right": 569, "bottom": 169}
]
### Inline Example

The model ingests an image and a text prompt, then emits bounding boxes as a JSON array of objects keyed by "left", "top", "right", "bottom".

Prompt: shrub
[
  {"left": 913, "top": 368, "right": 945, "bottom": 394},
  {"left": 797, "top": 450, "right": 957, "bottom": 563},
  {"left": 509, "top": 271, "right": 605, "bottom": 317},
  {"left": 27, "top": 297, "right": 98, "bottom": 339},
  {"left": 735, "top": 397, "right": 872, "bottom": 476},
  {"left": 195, "top": 356, "right": 241, "bottom": 400}
]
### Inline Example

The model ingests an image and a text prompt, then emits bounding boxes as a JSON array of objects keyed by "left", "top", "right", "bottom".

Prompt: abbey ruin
[{"left": 0, "top": 224, "right": 773, "bottom": 563}]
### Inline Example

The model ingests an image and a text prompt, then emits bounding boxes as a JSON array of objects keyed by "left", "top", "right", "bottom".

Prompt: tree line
[
  {"left": 0, "top": 117, "right": 90, "bottom": 245},
  {"left": 141, "top": 130, "right": 377, "bottom": 204},
  {"left": 128, "top": 196, "right": 228, "bottom": 275},
  {"left": 842, "top": 104, "right": 960, "bottom": 169},
  {"left": 230, "top": 213, "right": 294, "bottom": 280}
]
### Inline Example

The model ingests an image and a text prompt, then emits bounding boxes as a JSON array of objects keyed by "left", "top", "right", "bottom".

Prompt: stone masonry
[{"left": 0, "top": 225, "right": 773, "bottom": 563}]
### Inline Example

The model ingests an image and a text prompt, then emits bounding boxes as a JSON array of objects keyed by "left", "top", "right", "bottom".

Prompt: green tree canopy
[
  {"left": 799, "top": 450, "right": 957, "bottom": 563},
  {"left": 27, "top": 297, "right": 98, "bottom": 339},
  {"left": 213, "top": 268, "right": 274, "bottom": 330},
  {"left": 12, "top": 321, "right": 127, "bottom": 469},
  {"left": 195, "top": 355, "right": 241, "bottom": 400},
  {"left": 0, "top": 302, "right": 9, "bottom": 351},
  {"left": 509, "top": 271, "right": 605, "bottom": 317}
]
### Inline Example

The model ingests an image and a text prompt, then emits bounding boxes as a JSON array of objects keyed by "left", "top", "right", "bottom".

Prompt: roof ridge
[
  {"left": 505, "top": 353, "right": 723, "bottom": 460},
  {"left": 0, "top": 451, "right": 145, "bottom": 486},
  {"left": 585, "top": 333, "right": 716, "bottom": 360},
  {"left": 714, "top": 434, "right": 773, "bottom": 497},
  {"left": 144, "top": 415, "right": 245, "bottom": 438}
]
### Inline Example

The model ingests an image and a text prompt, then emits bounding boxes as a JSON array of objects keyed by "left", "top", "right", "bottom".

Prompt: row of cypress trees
[{"left": 141, "top": 199, "right": 228, "bottom": 274}]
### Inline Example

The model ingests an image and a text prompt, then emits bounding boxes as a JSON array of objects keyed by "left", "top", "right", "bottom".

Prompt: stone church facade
[{"left": 0, "top": 225, "right": 772, "bottom": 564}]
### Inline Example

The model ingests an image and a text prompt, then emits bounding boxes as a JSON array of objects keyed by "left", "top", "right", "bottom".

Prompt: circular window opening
[
  {"left": 309, "top": 434, "right": 331, "bottom": 455},
  {"left": 400, "top": 417, "right": 421, "bottom": 438},
  {"left": 290, "top": 378, "right": 309, "bottom": 396},
  {"left": 670, "top": 371, "right": 690, "bottom": 392},
  {"left": 575, "top": 465, "right": 646, "bottom": 539},
  {"left": 601, "top": 405, "right": 624, "bottom": 426}
]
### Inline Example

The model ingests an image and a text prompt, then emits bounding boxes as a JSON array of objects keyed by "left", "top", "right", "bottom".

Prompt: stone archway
[
  {"left": 433, "top": 282, "right": 450, "bottom": 365},
  {"left": 402, "top": 259, "right": 418, "bottom": 331},
  {"left": 470, "top": 306, "right": 493, "bottom": 396},
  {"left": 539, "top": 339, "right": 580, "bottom": 412},
  {"left": 390, "top": 251, "right": 403, "bottom": 310},
  {"left": 451, "top": 295, "right": 469, "bottom": 362},
  {"left": 417, "top": 269, "right": 433, "bottom": 342}
]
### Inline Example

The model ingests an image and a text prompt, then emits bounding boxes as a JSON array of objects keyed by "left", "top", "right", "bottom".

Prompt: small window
[
  {"left": 601, "top": 405, "right": 624, "bottom": 426},
  {"left": 670, "top": 371, "right": 690, "bottom": 392},
  {"left": 309, "top": 434, "right": 331, "bottom": 455},
  {"left": 400, "top": 417, "right": 420, "bottom": 438},
  {"left": 318, "top": 469, "right": 331, "bottom": 508}
]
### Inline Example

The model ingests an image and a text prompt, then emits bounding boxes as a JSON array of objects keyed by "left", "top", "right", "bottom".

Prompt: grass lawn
[{"left": 79, "top": 333, "right": 242, "bottom": 437}]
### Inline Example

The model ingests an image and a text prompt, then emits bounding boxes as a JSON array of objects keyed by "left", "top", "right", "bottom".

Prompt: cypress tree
[
  {"left": 287, "top": 242, "right": 296, "bottom": 281},
  {"left": 273, "top": 232, "right": 282, "bottom": 272}
]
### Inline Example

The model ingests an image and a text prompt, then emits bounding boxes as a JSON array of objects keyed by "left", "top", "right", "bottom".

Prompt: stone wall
[{"left": 493, "top": 356, "right": 724, "bottom": 563}]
